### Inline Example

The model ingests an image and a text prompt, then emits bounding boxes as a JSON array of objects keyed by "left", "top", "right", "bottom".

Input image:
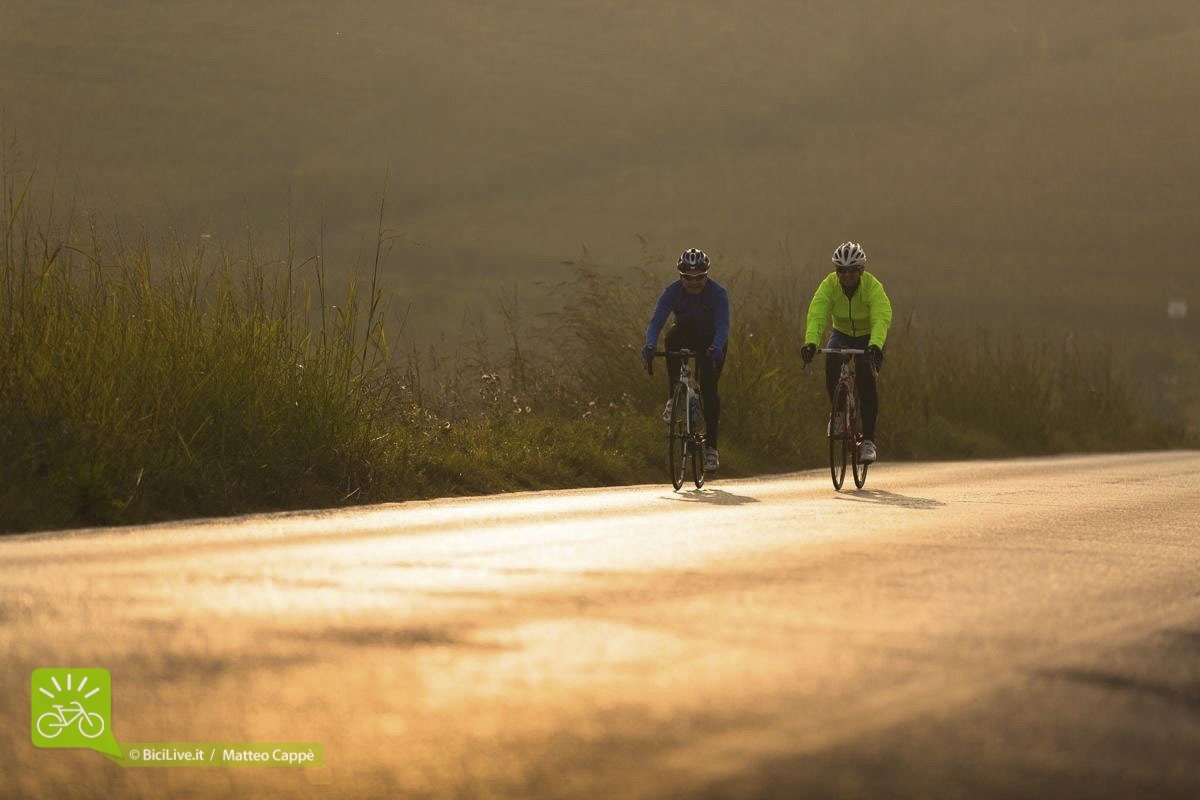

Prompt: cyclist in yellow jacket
[{"left": 800, "top": 242, "right": 893, "bottom": 464}]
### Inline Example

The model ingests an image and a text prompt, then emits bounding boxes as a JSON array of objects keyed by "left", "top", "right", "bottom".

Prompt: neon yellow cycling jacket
[{"left": 803, "top": 271, "right": 893, "bottom": 347}]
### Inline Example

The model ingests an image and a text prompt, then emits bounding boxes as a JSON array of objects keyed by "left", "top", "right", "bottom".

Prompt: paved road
[{"left": 3, "top": 452, "right": 1200, "bottom": 799}]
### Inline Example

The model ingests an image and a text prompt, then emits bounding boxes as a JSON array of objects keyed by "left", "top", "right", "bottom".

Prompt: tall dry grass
[
  {"left": 0, "top": 167, "right": 1186, "bottom": 533},
  {"left": 1, "top": 167, "right": 404, "bottom": 530}
]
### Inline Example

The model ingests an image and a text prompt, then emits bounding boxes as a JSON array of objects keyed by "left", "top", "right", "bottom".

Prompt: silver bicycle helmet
[
  {"left": 677, "top": 247, "right": 710, "bottom": 275},
  {"left": 832, "top": 241, "right": 867, "bottom": 268}
]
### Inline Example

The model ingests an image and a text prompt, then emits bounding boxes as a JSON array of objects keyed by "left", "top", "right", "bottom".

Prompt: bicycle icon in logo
[
  {"left": 31, "top": 668, "right": 122, "bottom": 756},
  {"left": 36, "top": 700, "right": 106, "bottom": 739}
]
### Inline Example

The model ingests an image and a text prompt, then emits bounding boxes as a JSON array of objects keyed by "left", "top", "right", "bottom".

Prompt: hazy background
[{"left": 3, "top": 1, "right": 1198, "bottom": 361}]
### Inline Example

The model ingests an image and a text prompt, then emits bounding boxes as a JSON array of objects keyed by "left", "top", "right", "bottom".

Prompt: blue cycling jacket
[{"left": 644, "top": 278, "right": 731, "bottom": 351}]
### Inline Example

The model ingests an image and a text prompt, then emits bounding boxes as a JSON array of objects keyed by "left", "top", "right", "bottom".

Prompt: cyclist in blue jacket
[{"left": 642, "top": 248, "right": 731, "bottom": 473}]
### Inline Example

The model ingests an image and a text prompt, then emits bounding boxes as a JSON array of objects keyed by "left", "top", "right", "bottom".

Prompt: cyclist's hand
[
  {"left": 800, "top": 343, "right": 816, "bottom": 365},
  {"left": 707, "top": 345, "right": 724, "bottom": 367},
  {"left": 642, "top": 344, "right": 655, "bottom": 374},
  {"left": 867, "top": 344, "right": 883, "bottom": 373}
]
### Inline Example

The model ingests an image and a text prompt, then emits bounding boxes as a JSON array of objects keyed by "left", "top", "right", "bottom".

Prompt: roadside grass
[
  {"left": 1, "top": 169, "right": 403, "bottom": 530},
  {"left": 1, "top": 178, "right": 1188, "bottom": 533}
]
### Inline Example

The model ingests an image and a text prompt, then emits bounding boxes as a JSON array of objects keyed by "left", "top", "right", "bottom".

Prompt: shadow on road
[
  {"left": 836, "top": 488, "right": 944, "bottom": 509},
  {"left": 666, "top": 488, "right": 759, "bottom": 506},
  {"left": 1034, "top": 666, "right": 1200, "bottom": 711}
]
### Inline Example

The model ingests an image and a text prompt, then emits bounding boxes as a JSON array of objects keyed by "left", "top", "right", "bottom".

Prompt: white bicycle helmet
[
  {"left": 677, "top": 247, "right": 710, "bottom": 275},
  {"left": 832, "top": 241, "right": 867, "bottom": 268}
]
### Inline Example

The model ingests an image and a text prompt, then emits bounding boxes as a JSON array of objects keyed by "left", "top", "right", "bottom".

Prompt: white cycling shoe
[
  {"left": 704, "top": 447, "right": 720, "bottom": 472},
  {"left": 662, "top": 399, "right": 673, "bottom": 423},
  {"left": 859, "top": 440, "right": 877, "bottom": 464}
]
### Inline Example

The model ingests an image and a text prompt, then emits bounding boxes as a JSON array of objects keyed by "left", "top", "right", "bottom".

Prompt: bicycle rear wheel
[
  {"left": 668, "top": 384, "right": 689, "bottom": 490},
  {"left": 828, "top": 385, "right": 849, "bottom": 490}
]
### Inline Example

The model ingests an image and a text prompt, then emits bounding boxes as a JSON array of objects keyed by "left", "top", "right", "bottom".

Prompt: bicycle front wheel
[
  {"left": 851, "top": 408, "right": 869, "bottom": 489},
  {"left": 690, "top": 394, "right": 707, "bottom": 489},
  {"left": 668, "top": 384, "right": 689, "bottom": 490},
  {"left": 79, "top": 712, "right": 106, "bottom": 739},
  {"left": 829, "top": 385, "right": 849, "bottom": 490}
]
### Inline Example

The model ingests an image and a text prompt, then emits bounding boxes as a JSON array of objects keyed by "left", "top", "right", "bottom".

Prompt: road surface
[{"left": 3, "top": 452, "right": 1199, "bottom": 799}]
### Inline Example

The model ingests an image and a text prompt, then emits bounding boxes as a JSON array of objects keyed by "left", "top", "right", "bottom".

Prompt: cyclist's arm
[
  {"left": 712, "top": 283, "right": 731, "bottom": 351},
  {"left": 803, "top": 274, "right": 836, "bottom": 344},
  {"left": 867, "top": 276, "right": 893, "bottom": 348},
  {"left": 644, "top": 284, "right": 676, "bottom": 349}
]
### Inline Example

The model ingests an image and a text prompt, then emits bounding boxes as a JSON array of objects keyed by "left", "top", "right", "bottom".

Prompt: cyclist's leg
[
  {"left": 696, "top": 337, "right": 723, "bottom": 450},
  {"left": 857, "top": 366, "right": 879, "bottom": 440},
  {"left": 824, "top": 330, "right": 862, "bottom": 399},
  {"left": 663, "top": 325, "right": 686, "bottom": 395},
  {"left": 852, "top": 337, "right": 883, "bottom": 440},
  {"left": 823, "top": 352, "right": 839, "bottom": 399}
]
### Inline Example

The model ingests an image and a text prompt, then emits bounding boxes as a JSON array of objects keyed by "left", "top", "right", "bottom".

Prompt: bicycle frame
[
  {"left": 651, "top": 349, "right": 707, "bottom": 490},
  {"left": 817, "top": 347, "right": 873, "bottom": 490},
  {"left": 835, "top": 354, "right": 860, "bottom": 438},
  {"left": 37, "top": 701, "right": 105, "bottom": 738}
]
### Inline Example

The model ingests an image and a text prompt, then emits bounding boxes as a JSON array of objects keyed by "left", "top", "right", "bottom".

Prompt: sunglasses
[
  {"left": 835, "top": 267, "right": 862, "bottom": 275},
  {"left": 680, "top": 273, "right": 708, "bottom": 283}
]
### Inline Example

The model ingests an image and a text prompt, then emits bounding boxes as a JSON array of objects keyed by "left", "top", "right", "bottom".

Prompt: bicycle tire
[
  {"left": 668, "top": 383, "right": 689, "bottom": 490},
  {"left": 690, "top": 392, "right": 707, "bottom": 489},
  {"left": 850, "top": 404, "right": 868, "bottom": 488},
  {"left": 829, "top": 384, "right": 849, "bottom": 490},
  {"left": 36, "top": 713, "right": 63, "bottom": 739},
  {"left": 78, "top": 712, "right": 106, "bottom": 739}
]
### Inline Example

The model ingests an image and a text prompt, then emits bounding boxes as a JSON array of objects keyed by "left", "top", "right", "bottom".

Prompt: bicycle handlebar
[
  {"left": 644, "top": 348, "right": 708, "bottom": 376},
  {"left": 807, "top": 347, "right": 879, "bottom": 378}
]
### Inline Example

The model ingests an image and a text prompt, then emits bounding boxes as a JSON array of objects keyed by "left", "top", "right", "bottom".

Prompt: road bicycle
[
  {"left": 816, "top": 347, "right": 877, "bottom": 490},
  {"left": 36, "top": 701, "right": 106, "bottom": 739},
  {"left": 651, "top": 349, "right": 707, "bottom": 490}
]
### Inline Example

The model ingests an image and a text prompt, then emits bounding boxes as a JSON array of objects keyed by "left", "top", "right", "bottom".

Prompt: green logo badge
[{"left": 31, "top": 668, "right": 123, "bottom": 757}]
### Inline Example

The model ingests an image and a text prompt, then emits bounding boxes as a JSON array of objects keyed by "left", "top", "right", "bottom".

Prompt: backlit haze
[{"left": 3, "top": 1, "right": 1198, "bottom": 348}]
